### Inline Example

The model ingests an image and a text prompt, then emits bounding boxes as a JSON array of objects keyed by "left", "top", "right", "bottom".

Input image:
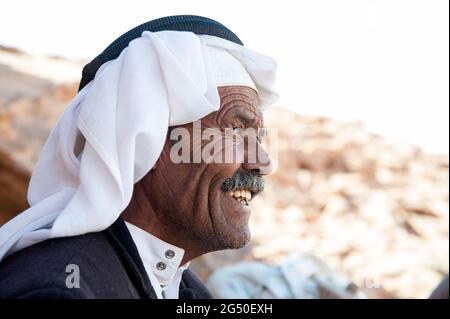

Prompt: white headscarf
[{"left": 0, "top": 30, "right": 278, "bottom": 261}]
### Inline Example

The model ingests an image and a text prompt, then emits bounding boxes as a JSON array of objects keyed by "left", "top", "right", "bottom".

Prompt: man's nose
[{"left": 242, "top": 139, "right": 273, "bottom": 175}]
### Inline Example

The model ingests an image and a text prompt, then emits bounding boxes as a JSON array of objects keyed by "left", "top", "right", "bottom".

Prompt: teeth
[{"left": 229, "top": 189, "right": 252, "bottom": 204}]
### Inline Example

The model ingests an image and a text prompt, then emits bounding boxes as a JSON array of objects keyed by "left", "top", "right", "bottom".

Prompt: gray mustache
[{"left": 221, "top": 170, "right": 264, "bottom": 195}]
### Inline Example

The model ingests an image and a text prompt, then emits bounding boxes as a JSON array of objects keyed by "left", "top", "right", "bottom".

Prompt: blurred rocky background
[{"left": 0, "top": 45, "right": 448, "bottom": 298}]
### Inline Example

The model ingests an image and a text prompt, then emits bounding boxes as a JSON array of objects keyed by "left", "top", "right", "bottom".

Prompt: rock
[{"left": 0, "top": 46, "right": 80, "bottom": 221}]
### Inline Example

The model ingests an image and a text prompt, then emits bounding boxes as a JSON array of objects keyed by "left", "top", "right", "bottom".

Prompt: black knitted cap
[{"left": 78, "top": 15, "right": 243, "bottom": 91}]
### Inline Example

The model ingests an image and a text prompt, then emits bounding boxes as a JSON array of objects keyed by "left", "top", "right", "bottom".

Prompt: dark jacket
[{"left": 0, "top": 218, "right": 212, "bottom": 299}]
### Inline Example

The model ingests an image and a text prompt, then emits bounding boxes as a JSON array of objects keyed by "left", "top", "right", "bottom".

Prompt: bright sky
[{"left": 1, "top": 0, "right": 449, "bottom": 154}]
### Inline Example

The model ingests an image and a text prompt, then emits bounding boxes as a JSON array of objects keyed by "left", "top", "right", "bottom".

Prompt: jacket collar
[
  {"left": 104, "top": 217, "right": 157, "bottom": 298},
  {"left": 104, "top": 217, "right": 209, "bottom": 299},
  {"left": 124, "top": 221, "right": 188, "bottom": 289}
]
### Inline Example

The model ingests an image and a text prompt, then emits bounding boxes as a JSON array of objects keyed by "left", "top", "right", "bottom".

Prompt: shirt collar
[{"left": 125, "top": 222, "right": 188, "bottom": 287}]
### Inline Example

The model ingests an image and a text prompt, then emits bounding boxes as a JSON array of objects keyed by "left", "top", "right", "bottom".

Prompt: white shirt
[{"left": 125, "top": 222, "right": 189, "bottom": 299}]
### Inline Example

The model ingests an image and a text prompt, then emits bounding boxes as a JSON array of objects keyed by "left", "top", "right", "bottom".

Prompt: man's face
[{"left": 138, "top": 86, "right": 273, "bottom": 251}]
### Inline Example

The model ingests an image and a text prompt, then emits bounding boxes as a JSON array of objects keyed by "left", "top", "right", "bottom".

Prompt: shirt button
[
  {"left": 156, "top": 261, "right": 166, "bottom": 271},
  {"left": 165, "top": 249, "right": 175, "bottom": 259}
]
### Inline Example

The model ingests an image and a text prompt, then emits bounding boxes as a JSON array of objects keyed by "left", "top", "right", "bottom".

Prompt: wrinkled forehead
[
  {"left": 218, "top": 86, "right": 259, "bottom": 109},
  {"left": 210, "top": 86, "right": 263, "bottom": 127}
]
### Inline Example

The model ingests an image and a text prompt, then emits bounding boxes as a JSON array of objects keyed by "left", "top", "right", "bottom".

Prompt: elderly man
[{"left": 0, "top": 15, "right": 278, "bottom": 298}]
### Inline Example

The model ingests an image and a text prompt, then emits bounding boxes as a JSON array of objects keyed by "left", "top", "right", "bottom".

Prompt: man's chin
[
  {"left": 214, "top": 225, "right": 251, "bottom": 250},
  {"left": 233, "top": 230, "right": 251, "bottom": 249}
]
